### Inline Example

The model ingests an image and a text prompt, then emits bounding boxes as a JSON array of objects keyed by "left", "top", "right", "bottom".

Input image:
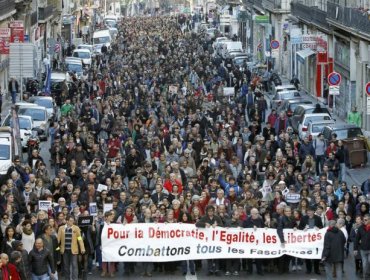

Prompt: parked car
[
  {"left": 277, "top": 99, "right": 313, "bottom": 118},
  {"left": 322, "top": 124, "right": 363, "bottom": 141},
  {"left": 65, "top": 57, "right": 83, "bottom": 77},
  {"left": 296, "top": 113, "right": 333, "bottom": 139},
  {"left": 271, "top": 90, "right": 301, "bottom": 110},
  {"left": 77, "top": 44, "right": 94, "bottom": 55},
  {"left": 271, "top": 84, "right": 296, "bottom": 96},
  {"left": 306, "top": 119, "right": 336, "bottom": 141},
  {"left": 28, "top": 96, "right": 58, "bottom": 121},
  {"left": 212, "top": 37, "right": 228, "bottom": 49},
  {"left": 72, "top": 49, "right": 92, "bottom": 67},
  {"left": 206, "top": 28, "right": 218, "bottom": 39},
  {"left": 0, "top": 127, "right": 22, "bottom": 174},
  {"left": 17, "top": 105, "right": 49, "bottom": 141},
  {"left": 232, "top": 54, "right": 252, "bottom": 68},
  {"left": 2, "top": 114, "right": 34, "bottom": 149},
  {"left": 290, "top": 104, "right": 331, "bottom": 132}
]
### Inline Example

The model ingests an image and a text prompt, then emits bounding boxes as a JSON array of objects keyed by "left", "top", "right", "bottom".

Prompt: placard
[
  {"left": 168, "top": 85, "right": 178, "bottom": 94},
  {"left": 97, "top": 184, "right": 108, "bottom": 192},
  {"left": 89, "top": 202, "right": 98, "bottom": 216},
  {"left": 78, "top": 216, "right": 94, "bottom": 227},
  {"left": 103, "top": 203, "right": 113, "bottom": 213},
  {"left": 39, "top": 200, "right": 52, "bottom": 211}
]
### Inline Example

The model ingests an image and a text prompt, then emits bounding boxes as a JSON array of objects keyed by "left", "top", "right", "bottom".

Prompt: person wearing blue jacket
[{"left": 217, "top": 172, "right": 242, "bottom": 197}]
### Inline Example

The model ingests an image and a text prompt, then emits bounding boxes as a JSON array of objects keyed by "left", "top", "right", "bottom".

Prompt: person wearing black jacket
[
  {"left": 11, "top": 240, "right": 30, "bottom": 279},
  {"left": 354, "top": 214, "right": 370, "bottom": 280},
  {"left": 243, "top": 208, "right": 264, "bottom": 276},
  {"left": 224, "top": 210, "right": 242, "bottom": 276},
  {"left": 29, "top": 238, "right": 55, "bottom": 279},
  {"left": 322, "top": 220, "right": 346, "bottom": 280},
  {"left": 196, "top": 205, "right": 223, "bottom": 276},
  {"left": 277, "top": 206, "right": 297, "bottom": 274},
  {"left": 298, "top": 206, "right": 324, "bottom": 275},
  {"left": 40, "top": 224, "right": 60, "bottom": 277}
]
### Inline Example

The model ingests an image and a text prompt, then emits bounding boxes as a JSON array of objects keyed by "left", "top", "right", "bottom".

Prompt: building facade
[{"left": 244, "top": 0, "right": 370, "bottom": 129}]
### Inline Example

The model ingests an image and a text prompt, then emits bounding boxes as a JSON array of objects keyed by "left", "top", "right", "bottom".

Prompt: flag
[{"left": 43, "top": 65, "right": 51, "bottom": 95}]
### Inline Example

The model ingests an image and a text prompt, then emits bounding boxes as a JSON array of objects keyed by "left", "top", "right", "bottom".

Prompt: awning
[{"left": 296, "top": 48, "right": 316, "bottom": 64}]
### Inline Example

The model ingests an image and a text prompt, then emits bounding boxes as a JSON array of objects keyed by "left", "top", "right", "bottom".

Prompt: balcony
[
  {"left": 38, "top": 5, "right": 54, "bottom": 22},
  {"left": 0, "top": 0, "right": 16, "bottom": 21},
  {"left": 262, "top": 0, "right": 290, "bottom": 12},
  {"left": 291, "top": 1, "right": 329, "bottom": 31},
  {"left": 327, "top": 2, "right": 370, "bottom": 38}
]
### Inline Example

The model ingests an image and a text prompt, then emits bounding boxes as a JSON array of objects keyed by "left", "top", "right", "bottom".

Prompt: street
[{"left": 0, "top": 0, "right": 369, "bottom": 279}]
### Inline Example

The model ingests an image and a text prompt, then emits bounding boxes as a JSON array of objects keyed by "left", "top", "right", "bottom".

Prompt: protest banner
[{"left": 102, "top": 223, "right": 325, "bottom": 262}]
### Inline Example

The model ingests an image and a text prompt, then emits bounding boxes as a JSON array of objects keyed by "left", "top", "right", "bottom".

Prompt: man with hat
[{"left": 298, "top": 205, "right": 323, "bottom": 274}]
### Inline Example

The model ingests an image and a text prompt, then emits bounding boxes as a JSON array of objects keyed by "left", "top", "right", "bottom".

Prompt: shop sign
[
  {"left": 254, "top": 15, "right": 269, "bottom": 24},
  {"left": 291, "top": 28, "right": 302, "bottom": 44},
  {"left": 0, "top": 28, "right": 10, "bottom": 55},
  {"left": 302, "top": 35, "right": 317, "bottom": 50}
]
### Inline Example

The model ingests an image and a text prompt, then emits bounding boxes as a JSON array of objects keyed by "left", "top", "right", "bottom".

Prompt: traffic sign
[
  {"left": 328, "top": 72, "right": 342, "bottom": 86},
  {"left": 270, "top": 40, "right": 279, "bottom": 50},
  {"left": 329, "top": 85, "right": 340, "bottom": 96},
  {"left": 366, "top": 82, "right": 370, "bottom": 96}
]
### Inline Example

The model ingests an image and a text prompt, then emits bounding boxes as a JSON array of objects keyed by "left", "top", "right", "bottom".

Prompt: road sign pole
[
  {"left": 333, "top": 95, "right": 335, "bottom": 115},
  {"left": 20, "top": 44, "right": 23, "bottom": 101}
]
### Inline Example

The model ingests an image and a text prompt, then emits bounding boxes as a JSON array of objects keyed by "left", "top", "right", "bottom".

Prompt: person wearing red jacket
[
  {"left": 107, "top": 134, "right": 121, "bottom": 159},
  {"left": 163, "top": 173, "right": 183, "bottom": 194},
  {"left": 0, "top": 253, "right": 21, "bottom": 280}
]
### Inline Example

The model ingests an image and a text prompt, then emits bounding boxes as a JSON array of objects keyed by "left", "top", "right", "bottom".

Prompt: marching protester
[
  {"left": 57, "top": 215, "right": 85, "bottom": 280},
  {"left": 354, "top": 214, "right": 370, "bottom": 279},
  {"left": 0, "top": 13, "right": 366, "bottom": 279},
  {"left": 29, "top": 238, "right": 56, "bottom": 280},
  {"left": 322, "top": 220, "right": 346, "bottom": 280}
]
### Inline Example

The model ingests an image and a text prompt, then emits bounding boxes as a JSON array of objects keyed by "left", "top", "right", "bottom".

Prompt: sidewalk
[{"left": 267, "top": 77, "right": 370, "bottom": 186}]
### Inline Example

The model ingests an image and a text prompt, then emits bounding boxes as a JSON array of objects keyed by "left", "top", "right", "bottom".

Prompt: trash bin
[{"left": 343, "top": 138, "right": 368, "bottom": 168}]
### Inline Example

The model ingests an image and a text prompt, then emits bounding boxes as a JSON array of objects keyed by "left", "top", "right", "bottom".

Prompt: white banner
[{"left": 102, "top": 224, "right": 325, "bottom": 262}]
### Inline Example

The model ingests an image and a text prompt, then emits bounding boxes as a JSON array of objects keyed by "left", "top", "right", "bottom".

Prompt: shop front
[
  {"left": 333, "top": 38, "right": 352, "bottom": 120},
  {"left": 296, "top": 48, "right": 316, "bottom": 95}
]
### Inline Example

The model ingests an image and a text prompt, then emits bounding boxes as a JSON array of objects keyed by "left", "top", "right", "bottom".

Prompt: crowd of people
[{"left": 0, "top": 15, "right": 369, "bottom": 280}]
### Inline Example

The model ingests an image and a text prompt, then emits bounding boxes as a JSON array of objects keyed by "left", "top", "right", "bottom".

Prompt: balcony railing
[
  {"left": 38, "top": 5, "right": 54, "bottom": 21},
  {"left": 291, "top": 2, "right": 329, "bottom": 30},
  {"left": 0, "top": 0, "right": 15, "bottom": 19},
  {"left": 263, "top": 0, "right": 290, "bottom": 11},
  {"left": 327, "top": 2, "right": 370, "bottom": 35}
]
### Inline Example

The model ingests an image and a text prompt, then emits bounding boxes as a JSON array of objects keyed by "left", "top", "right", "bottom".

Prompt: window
[{"left": 0, "top": 144, "right": 10, "bottom": 160}]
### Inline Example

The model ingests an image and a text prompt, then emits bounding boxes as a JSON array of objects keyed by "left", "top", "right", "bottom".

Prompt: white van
[
  {"left": 221, "top": 41, "right": 243, "bottom": 58},
  {"left": 0, "top": 127, "right": 22, "bottom": 174},
  {"left": 93, "top": 30, "right": 112, "bottom": 53},
  {"left": 72, "top": 49, "right": 92, "bottom": 66}
]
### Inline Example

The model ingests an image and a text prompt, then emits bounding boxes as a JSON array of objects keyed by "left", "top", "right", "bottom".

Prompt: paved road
[{"left": 78, "top": 256, "right": 360, "bottom": 279}]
